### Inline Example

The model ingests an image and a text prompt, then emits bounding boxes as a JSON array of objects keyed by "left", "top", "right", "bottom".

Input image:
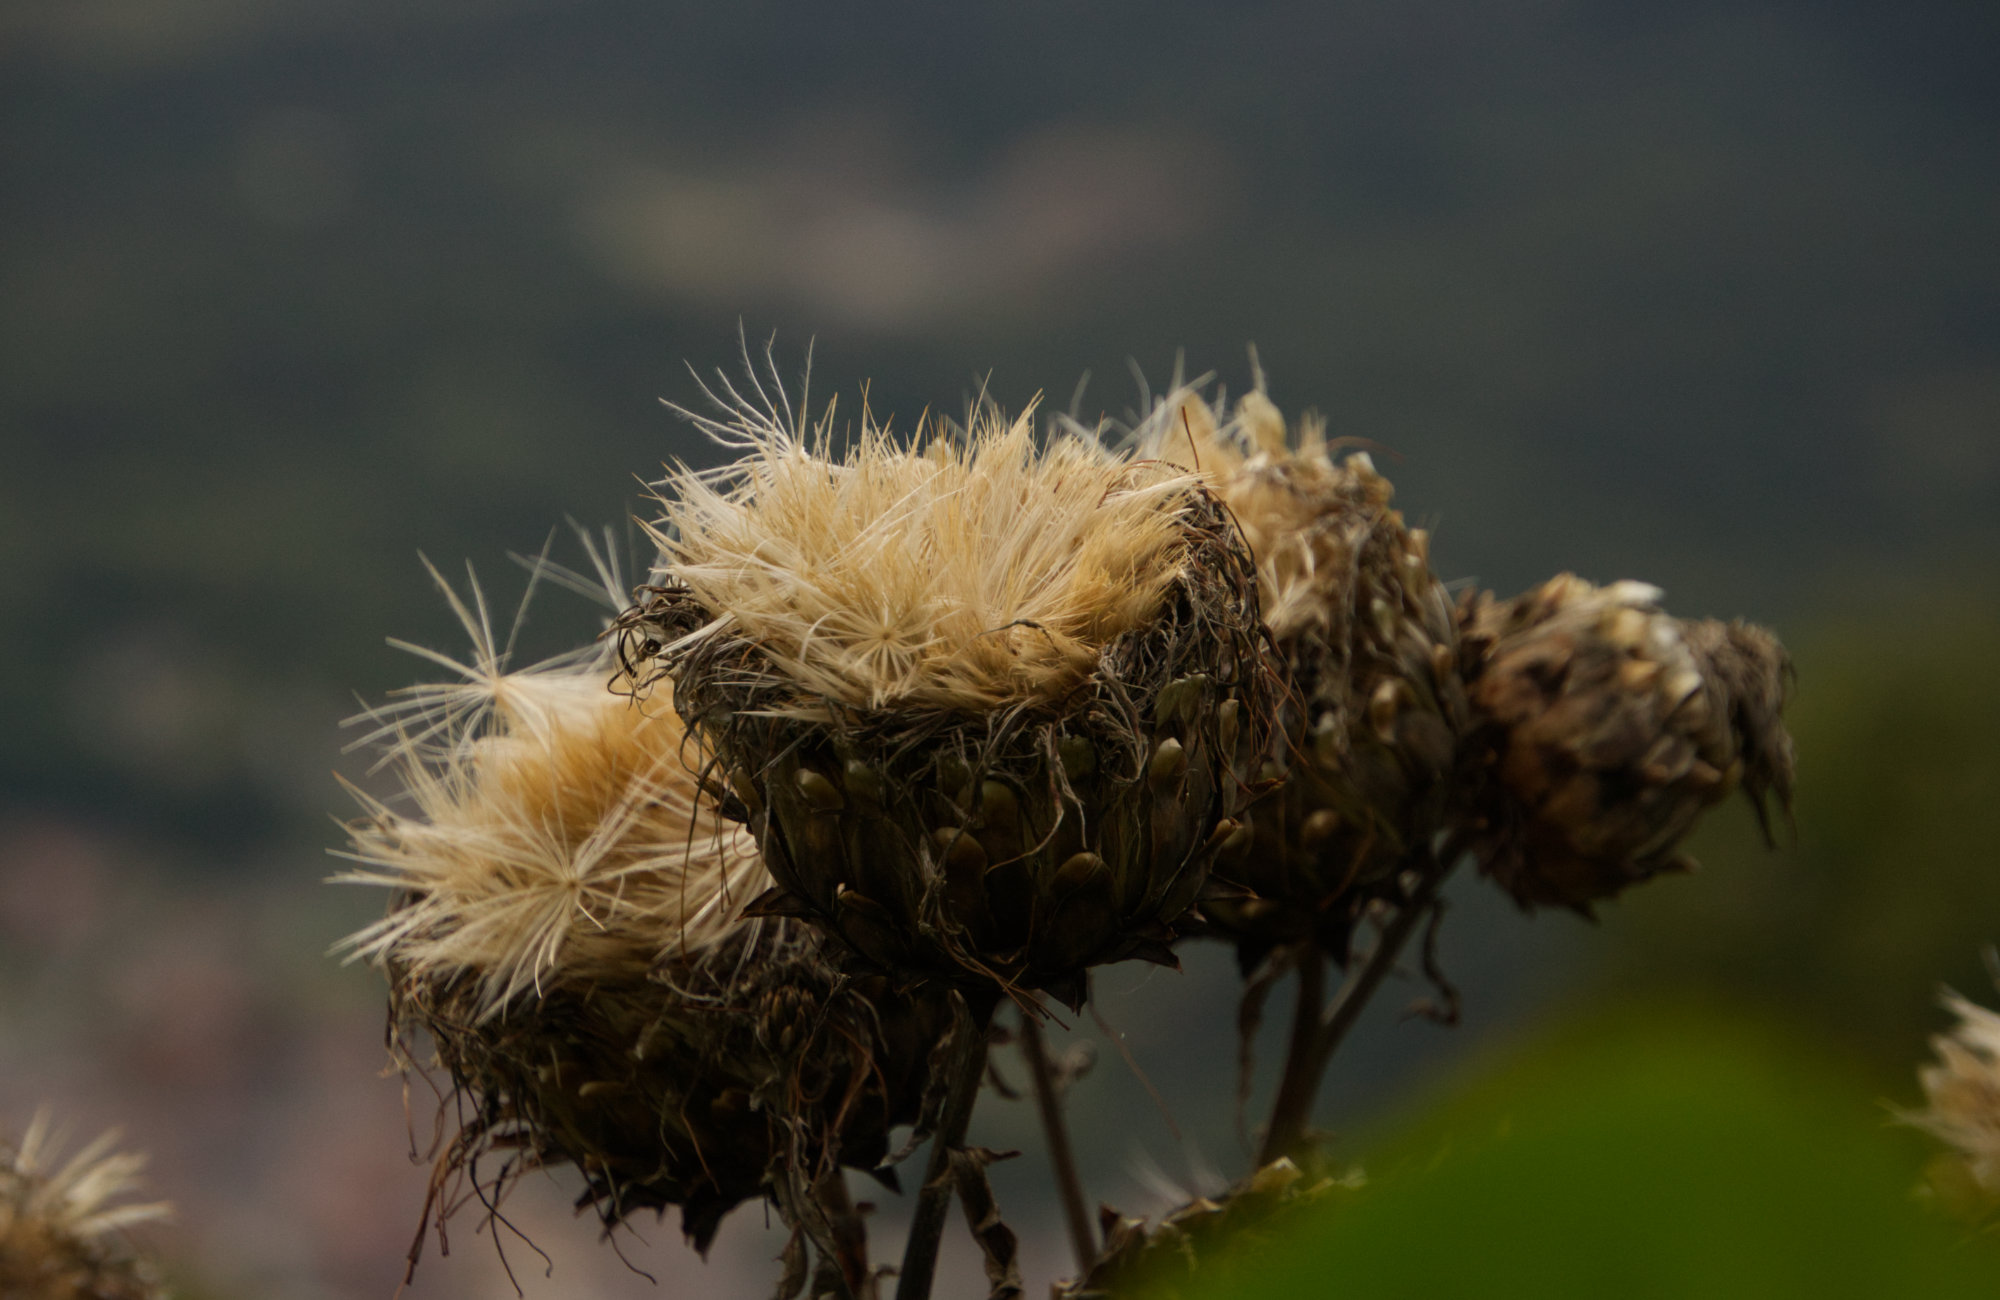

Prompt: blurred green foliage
[{"left": 1181, "top": 1010, "right": 2000, "bottom": 1299}]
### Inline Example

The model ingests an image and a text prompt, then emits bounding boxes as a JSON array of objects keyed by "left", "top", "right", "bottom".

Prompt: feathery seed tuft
[
  {"left": 643, "top": 394, "right": 1199, "bottom": 715},
  {"left": 0, "top": 1111, "right": 169, "bottom": 1300},
  {"left": 338, "top": 565, "right": 944, "bottom": 1262}
]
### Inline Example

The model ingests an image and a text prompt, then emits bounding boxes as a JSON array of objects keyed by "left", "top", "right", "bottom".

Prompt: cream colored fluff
[
  {"left": 1, "top": 1110, "right": 167, "bottom": 1244},
  {"left": 1907, "top": 990, "right": 2000, "bottom": 1194},
  {"left": 336, "top": 569, "right": 766, "bottom": 1018},
  {"left": 1134, "top": 384, "right": 1406, "bottom": 643},
  {"left": 650, "top": 392, "right": 1203, "bottom": 715}
]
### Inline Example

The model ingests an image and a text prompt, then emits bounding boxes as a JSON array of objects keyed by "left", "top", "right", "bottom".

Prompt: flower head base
[
  {"left": 0, "top": 1111, "right": 169, "bottom": 1300},
  {"left": 394, "top": 922, "right": 944, "bottom": 1256}
]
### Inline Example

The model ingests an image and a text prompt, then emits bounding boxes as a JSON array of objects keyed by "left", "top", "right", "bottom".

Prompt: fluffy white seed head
[
  {"left": 649, "top": 385, "right": 1204, "bottom": 714},
  {"left": 335, "top": 568, "right": 766, "bottom": 1018}
]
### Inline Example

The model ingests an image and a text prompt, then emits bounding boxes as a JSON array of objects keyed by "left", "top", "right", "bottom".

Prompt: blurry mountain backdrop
[{"left": 2, "top": 2, "right": 1996, "bottom": 1296}]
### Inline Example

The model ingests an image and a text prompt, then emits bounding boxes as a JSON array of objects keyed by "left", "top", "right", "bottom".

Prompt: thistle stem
[
  {"left": 895, "top": 991, "right": 995, "bottom": 1300},
  {"left": 1019, "top": 1008, "right": 1096, "bottom": 1274},
  {"left": 1258, "top": 942, "right": 1326, "bottom": 1170},
  {"left": 817, "top": 1166, "right": 869, "bottom": 1300},
  {"left": 1257, "top": 847, "right": 1457, "bottom": 1167}
]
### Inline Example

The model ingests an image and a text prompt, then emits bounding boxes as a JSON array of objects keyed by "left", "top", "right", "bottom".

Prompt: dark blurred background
[{"left": 2, "top": 2, "right": 1997, "bottom": 1296}]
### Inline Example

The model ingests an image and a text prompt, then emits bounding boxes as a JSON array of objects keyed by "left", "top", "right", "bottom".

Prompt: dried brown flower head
[
  {"left": 619, "top": 371, "right": 1274, "bottom": 1005},
  {"left": 1457, "top": 574, "right": 1795, "bottom": 912},
  {"left": 0, "top": 1111, "right": 169, "bottom": 1300},
  {"left": 337, "top": 567, "right": 943, "bottom": 1258},
  {"left": 1137, "top": 385, "right": 1466, "bottom": 963}
]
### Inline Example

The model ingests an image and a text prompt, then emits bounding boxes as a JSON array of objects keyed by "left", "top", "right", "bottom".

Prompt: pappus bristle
[
  {"left": 342, "top": 557, "right": 600, "bottom": 768},
  {"left": 1, "top": 1110, "right": 169, "bottom": 1300},
  {"left": 1133, "top": 384, "right": 1390, "bottom": 643},
  {"left": 334, "top": 577, "right": 766, "bottom": 1018},
  {"left": 649, "top": 390, "right": 1202, "bottom": 715}
]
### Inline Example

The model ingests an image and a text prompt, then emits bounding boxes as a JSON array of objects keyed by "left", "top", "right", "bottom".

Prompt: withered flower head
[
  {"left": 1137, "top": 384, "right": 1466, "bottom": 964},
  {"left": 337, "top": 567, "right": 940, "bottom": 1256},
  {"left": 1904, "top": 987, "right": 2000, "bottom": 1215},
  {"left": 0, "top": 1111, "right": 169, "bottom": 1300},
  {"left": 335, "top": 590, "right": 765, "bottom": 1013},
  {"left": 619, "top": 368, "right": 1273, "bottom": 1005},
  {"left": 1457, "top": 573, "right": 1795, "bottom": 912}
]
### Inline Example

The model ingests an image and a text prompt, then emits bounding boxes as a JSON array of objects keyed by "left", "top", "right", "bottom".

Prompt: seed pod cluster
[
  {"left": 338, "top": 591, "right": 944, "bottom": 1257},
  {"left": 1139, "top": 389, "right": 1467, "bottom": 966},
  {"left": 621, "top": 400, "right": 1272, "bottom": 1006},
  {"left": 0, "top": 1112, "right": 168, "bottom": 1300},
  {"left": 1456, "top": 573, "right": 1796, "bottom": 912}
]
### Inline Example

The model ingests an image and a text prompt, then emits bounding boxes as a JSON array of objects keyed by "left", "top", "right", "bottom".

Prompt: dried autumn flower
[
  {"left": 1904, "top": 986, "right": 2000, "bottom": 1216},
  {"left": 619, "top": 369, "right": 1272, "bottom": 1006},
  {"left": 1136, "top": 383, "right": 1466, "bottom": 965},
  {"left": 1456, "top": 573, "right": 1795, "bottom": 912},
  {"left": 0, "top": 1111, "right": 169, "bottom": 1300},
  {"left": 336, "top": 567, "right": 941, "bottom": 1258}
]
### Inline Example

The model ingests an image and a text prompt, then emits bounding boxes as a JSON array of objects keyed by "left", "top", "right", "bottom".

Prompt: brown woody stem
[
  {"left": 895, "top": 990, "right": 995, "bottom": 1300},
  {"left": 1019, "top": 1008, "right": 1096, "bottom": 1274},
  {"left": 817, "top": 1166, "right": 869, "bottom": 1300},
  {"left": 1257, "top": 846, "right": 1457, "bottom": 1167},
  {"left": 1257, "top": 942, "right": 1327, "bottom": 1169}
]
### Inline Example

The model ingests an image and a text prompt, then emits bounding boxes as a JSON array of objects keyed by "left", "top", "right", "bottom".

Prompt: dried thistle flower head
[
  {"left": 1140, "top": 385, "right": 1402, "bottom": 642},
  {"left": 0, "top": 1110, "right": 169, "bottom": 1300},
  {"left": 1136, "top": 383, "right": 1466, "bottom": 963},
  {"left": 1904, "top": 988, "right": 2000, "bottom": 1215},
  {"left": 337, "top": 565, "right": 944, "bottom": 1259},
  {"left": 620, "top": 363, "right": 1273, "bottom": 1003},
  {"left": 335, "top": 562, "right": 766, "bottom": 1012},
  {"left": 1457, "top": 573, "right": 1796, "bottom": 912}
]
